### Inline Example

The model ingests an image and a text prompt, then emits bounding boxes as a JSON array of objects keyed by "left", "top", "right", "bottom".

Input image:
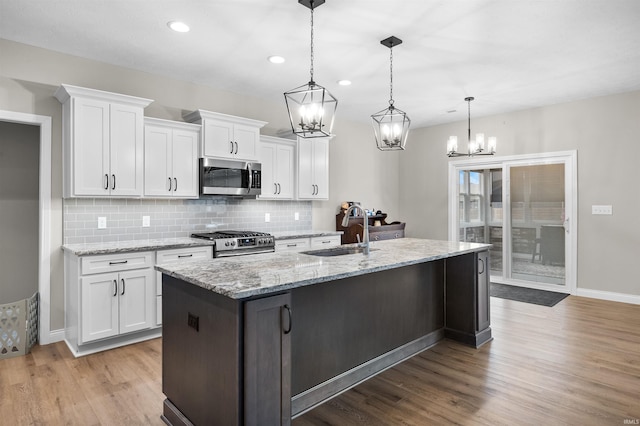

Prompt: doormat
[{"left": 490, "top": 283, "right": 569, "bottom": 307}]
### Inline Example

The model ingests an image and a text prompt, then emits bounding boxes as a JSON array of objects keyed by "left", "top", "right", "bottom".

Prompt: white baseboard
[
  {"left": 575, "top": 288, "right": 640, "bottom": 305},
  {"left": 39, "top": 328, "right": 65, "bottom": 345}
]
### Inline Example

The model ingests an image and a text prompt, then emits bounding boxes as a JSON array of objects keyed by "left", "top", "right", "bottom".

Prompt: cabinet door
[
  {"left": 81, "top": 272, "right": 119, "bottom": 343},
  {"left": 275, "top": 144, "right": 295, "bottom": 199},
  {"left": 118, "top": 269, "right": 154, "bottom": 335},
  {"left": 297, "top": 139, "right": 315, "bottom": 199},
  {"left": 110, "top": 103, "right": 144, "bottom": 197},
  {"left": 72, "top": 97, "right": 110, "bottom": 196},
  {"left": 312, "top": 138, "right": 329, "bottom": 199},
  {"left": 202, "top": 119, "right": 234, "bottom": 158},
  {"left": 244, "top": 293, "right": 292, "bottom": 426},
  {"left": 476, "top": 250, "right": 491, "bottom": 332},
  {"left": 259, "top": 143, "right": 278, "bottom": 198},
  {"left": 171, "top": 128, "right": 199, "bottom": 197},
  {"left": 233, "top": 123, "right": 259, "bottom": 161},
  {"left": 144, "top": 124, "right": 172, "bottom": 196}
]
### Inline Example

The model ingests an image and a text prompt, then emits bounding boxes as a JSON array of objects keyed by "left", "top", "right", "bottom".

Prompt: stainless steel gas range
[{"left": 190, "top": 230, "right": 275, "bottom": 257}]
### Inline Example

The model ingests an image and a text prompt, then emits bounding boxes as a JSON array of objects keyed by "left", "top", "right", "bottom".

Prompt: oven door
[{"left": 200, "top": 158, "right": 261, "bottom": 196}]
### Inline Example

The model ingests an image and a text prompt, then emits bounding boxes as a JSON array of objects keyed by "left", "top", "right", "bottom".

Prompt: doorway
[
  {"left": 0, "top": 110, "right": 52, "bottom": 344},
  {"left": 449, "top": 151, "right": 577, "bottom": 294}
]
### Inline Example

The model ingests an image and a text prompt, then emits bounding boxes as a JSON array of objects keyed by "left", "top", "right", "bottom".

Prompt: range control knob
[{"left": 225, "top": 241, "right": 230, "bottom": 247}]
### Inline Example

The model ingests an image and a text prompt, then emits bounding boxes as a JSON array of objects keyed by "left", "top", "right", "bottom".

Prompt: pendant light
[
  {"left": 447, "top": 97, "right": 496, "bottom": 157},
  {"left": 371, "top": 36, "right": 410, "bottom": 151},
  {"left": 284, "top": 0, "right": 337, "bottom": 139}
]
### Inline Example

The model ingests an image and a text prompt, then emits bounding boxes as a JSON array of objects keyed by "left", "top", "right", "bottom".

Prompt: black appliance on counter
[{"left": 191, "top": 230, "right": 275, "bottom": 257}]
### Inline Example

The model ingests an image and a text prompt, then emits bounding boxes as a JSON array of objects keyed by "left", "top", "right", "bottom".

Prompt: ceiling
[{"left": 2, "top": 0, "right": 640, "bottom": 129}]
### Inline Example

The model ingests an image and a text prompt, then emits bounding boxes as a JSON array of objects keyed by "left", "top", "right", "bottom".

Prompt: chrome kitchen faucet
[{"left": 342, "top": 203, "right": 370, "bottom": 255}]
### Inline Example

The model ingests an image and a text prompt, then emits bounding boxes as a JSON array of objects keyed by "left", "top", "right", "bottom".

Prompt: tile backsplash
[{"left": 63, "top": 198, "right": 312, "bottom": 244}]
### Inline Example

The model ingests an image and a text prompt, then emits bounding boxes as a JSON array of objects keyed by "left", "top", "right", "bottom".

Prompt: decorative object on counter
[
  {"left": 284, "top": 0, "right": 337, "bottom": 139},
  {"left": 447, "top": 96, "right": 497, "bottom": 157},
  {"left": 336, "top": 209, "right": 405, "bottom": 244},
  {"left": 371, "top": 36, "right": 411, "bottom": 151}
]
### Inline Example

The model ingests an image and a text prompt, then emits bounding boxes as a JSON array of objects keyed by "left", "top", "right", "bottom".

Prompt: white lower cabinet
[
  {"left": 65, "top": 251, "right": 159, "bottom": 357},
  {"left": 275, "top": 235, "right": 341, "bottom": 252},
  {"left": 81, "top": 269, "right": 153, "bottom": 343},
  {"left": 155, "top": 246, "right": 213, "bottom": 325}
]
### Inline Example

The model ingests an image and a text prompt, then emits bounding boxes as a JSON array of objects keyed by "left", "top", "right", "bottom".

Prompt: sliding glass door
[{"left": 449, "top": 152, "right": 576, "bottom": 294}]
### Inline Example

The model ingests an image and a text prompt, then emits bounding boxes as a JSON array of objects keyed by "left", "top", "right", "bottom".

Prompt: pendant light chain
[
  {"left": 309, "top": 6, "right": 315, "bottom": 83},
  {"left": 388, "top": 46, "right": 394, "bottom": 107},
  {"left": 467, "top": 98, "right": 471, "bottom": 144}
]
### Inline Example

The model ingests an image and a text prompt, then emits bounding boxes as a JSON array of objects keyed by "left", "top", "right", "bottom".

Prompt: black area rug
[{"left": 490, "top": 283, "right": 569, "bottom": 307}]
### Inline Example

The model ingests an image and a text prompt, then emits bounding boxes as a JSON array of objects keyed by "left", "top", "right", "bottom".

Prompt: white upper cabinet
[
  {"left": 259, "top": 136, "right": 295, "bottom": 200},
  {"left": 183, "top": 110, "right": 266, "bottom": 162},
  {"left": 55, "top": 84, "right": 152, "bottom": 198},
  {"left": 297, "top": 136, "right": 330, "bottom": 200},
  {"left": 144, "top": 118, "right": 200, "bottom": 198}
]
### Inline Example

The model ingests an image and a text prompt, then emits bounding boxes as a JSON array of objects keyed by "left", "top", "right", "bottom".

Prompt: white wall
[{"left": 399, "top": 91, "right": 640, "bottom": 297}]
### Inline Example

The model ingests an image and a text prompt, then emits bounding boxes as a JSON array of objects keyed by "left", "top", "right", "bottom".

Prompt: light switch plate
[
  {"left": 142, "top": 216, "right": 151, "bottom": 227},
  {"left": 97, "top": 217, "right": 107, "bottom": 229},
  {"left": 294, "top": 212, "right": 299, "bottom": 221},
  {"left": 592, "top": 205, "right": 612, "bottom": 215},
  {"left": 265, "top": 212, "right": 270, "bottom": 222}
]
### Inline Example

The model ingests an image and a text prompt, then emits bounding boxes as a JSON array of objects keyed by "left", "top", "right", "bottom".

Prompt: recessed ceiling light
[
  {"left": 167, "top": 21, "right": 190, "bottom": 33},
  {"left": 337, "top": 80, "right": 352, "bottom": 86},
  {"left": 268, "top": 55, "right": 285, "bottom": 64}
]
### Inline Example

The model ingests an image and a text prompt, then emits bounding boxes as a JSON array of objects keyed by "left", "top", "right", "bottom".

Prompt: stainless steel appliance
[
  {"left": 191, "top": 230, "right": 275, "bottom": 257},
  {"left": 200, "top": 158, "right": 262, "bottom": 197}
]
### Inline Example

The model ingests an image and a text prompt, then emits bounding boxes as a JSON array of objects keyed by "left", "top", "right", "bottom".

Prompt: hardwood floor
[{"left": 2, "top": 296, "right": 639, "bottom": 425}]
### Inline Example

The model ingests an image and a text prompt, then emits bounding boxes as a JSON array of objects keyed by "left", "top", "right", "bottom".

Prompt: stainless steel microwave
[{"left": 200, "top": 158, "right": 262, "bottom": 197}]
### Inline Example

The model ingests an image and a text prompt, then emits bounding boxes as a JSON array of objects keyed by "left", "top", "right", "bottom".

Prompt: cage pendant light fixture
[
  {"left": 371, "top": 36, "right": 410, "bottom": 151},
  {"left": 284, "top": 0, "right": 337, "bottom": 139},
  {"left": 447, "top": 97, "right": 497, "bottom": 157}
]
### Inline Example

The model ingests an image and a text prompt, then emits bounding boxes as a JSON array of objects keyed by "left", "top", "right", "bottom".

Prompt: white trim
[
  {"left": 0, "top": 110, "right": 53, "bottom": 344},
  {"left": 575, "top": 288, "right": 640, "bottom": 306},
  {"left": 448, "top": 151, "right": 577, "bottom": 295}
]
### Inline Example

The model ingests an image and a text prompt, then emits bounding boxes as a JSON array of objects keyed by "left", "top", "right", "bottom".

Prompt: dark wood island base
[{"left": 159, "top": 247, "right": 491, "bottom": 426}]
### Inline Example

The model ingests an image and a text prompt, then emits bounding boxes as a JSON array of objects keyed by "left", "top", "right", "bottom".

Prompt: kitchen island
[{"left": 156, "top": 238, "right": 492, "bottom": 426}]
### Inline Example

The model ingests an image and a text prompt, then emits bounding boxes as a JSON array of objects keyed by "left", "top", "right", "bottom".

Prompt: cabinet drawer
[
  {"left": 310, "top": 235, "right": 341, "bottom": 248},
  {"left": 156, "top": 246, "right": 213, "bottom": 264},
  {"left": 81, "top": 252, "right": 153, "bottom": 275},
  {"left": 370, "top": 229, "right": 405, "bottom": 241},
  {"left": 275, "top": 238, "right": 310, "bottom": 251}
]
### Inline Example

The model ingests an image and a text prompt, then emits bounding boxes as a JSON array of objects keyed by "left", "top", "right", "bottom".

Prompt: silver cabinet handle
[
  {"left": 286, "top": 243, "right": 297, "bottom": 247},
  {"left": 121, "top": 278, "right": 125, "bottom": 295},
  {"left": 113, "top": 280, "right": 117, "bottom": 297},
  {"left": 112, "top": 174, "right": 116, "bottom": 190},
  {"left": 277, "top": 183, "right": 281, "bottom": 194},
  {"left": 247, "top": 163, "right": 253, "bottom": 194},
  {"left": 234, "top": 141, "right": 239, "bottom": 155},
  {"left": 178, "top": 254, "right": 193, "bottom": 258},
  {"left": 174, "top": 177, "right": 178, "bottom": 192},
  {"left": 109, "top": 260, "right": 128, "bottom": 265},
  {"left": 168, "top": 177, "right": 172, "bottom": 191},
  {"left": 230, "top": 141, "right": 234, "bottom": 154},
  {"left": 274, "top": 183, "right": 278, "bottom": 194},
  {"left": 104, "top": 174, "right": 109, "bottom": 190},
  {"left": 478, "top": 257, "right": 485, "bottom": 275}
]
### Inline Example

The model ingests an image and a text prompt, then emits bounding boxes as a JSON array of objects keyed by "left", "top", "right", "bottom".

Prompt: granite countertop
[
  {"left": 156, "top": 238, "right": 491, "bottom": 300},
  {"left": 271, "top": 230, "right": 342, "bottom": 240},
  {"left": 62, "top": 238, "right": 215, "bottom": 256}
]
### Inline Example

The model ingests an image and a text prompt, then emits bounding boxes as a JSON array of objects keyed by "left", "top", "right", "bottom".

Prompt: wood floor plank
[{"left": 1, "top": 295, "right": 639, "bottom": 425}]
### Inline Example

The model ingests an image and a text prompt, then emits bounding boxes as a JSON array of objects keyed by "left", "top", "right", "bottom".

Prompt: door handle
[
  {"left": 277, "top": 183, "right": 281, "bottom": 194},
  {"left": 274, "top": 183, "right": 278, "bottom": 195},
  {"left": 121, "top": 278, "right": 125, "bottom": 295},
  {"left": 174, "top": 177, "right": 178, "bottom": 192},
  {"left": 112, "top": 174, "right": 116, "bottom": 190},
  {"left": 104, "top": 174, "right": 109, "bottom": 190},
  {"left": 113, "top": 280, "right": 117, "bottom": 297},
  {"left": 230, "top": 141, "right": 234, "bottom": 154},
  {"left": 234, "top": 141, "right": 239, "bottom": 155},
  {"left": 478, "top": 257, "right": 485, "bottom": 275},
  {"left": 168, "top": 177, "right": 172, "bottom": 191}
]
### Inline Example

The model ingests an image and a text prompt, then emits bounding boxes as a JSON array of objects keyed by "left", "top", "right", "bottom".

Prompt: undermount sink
[{"left": 302, "top": 246, "right": 378, "bottom": 257}]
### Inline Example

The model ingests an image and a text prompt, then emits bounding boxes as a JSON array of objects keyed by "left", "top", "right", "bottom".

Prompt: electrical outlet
[
  {"left": 294, "top": 212, "right": 299, "bottom": 221},
  {"left": 265, "top": 212, "right": 271, "bottom": 222},
  {"left": 142, "top": 215, "right": 151, "bottom": 227},
  {"left": 592, "top": 205, "right": 612, "bottom": 215},
  {"left": 97, "top": 217, "right": 107, "bottom": 229}
]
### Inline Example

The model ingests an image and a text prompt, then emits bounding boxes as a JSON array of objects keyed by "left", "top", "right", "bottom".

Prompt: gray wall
[
  {"left": 0, "top": 121, "right": 40, "bottom": 303},
  {"left": 0, "top": 38, "right": 401, "bottom": 331},
  {"left": 399, "top": 91, "right": 640, "bottom": 297}
]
